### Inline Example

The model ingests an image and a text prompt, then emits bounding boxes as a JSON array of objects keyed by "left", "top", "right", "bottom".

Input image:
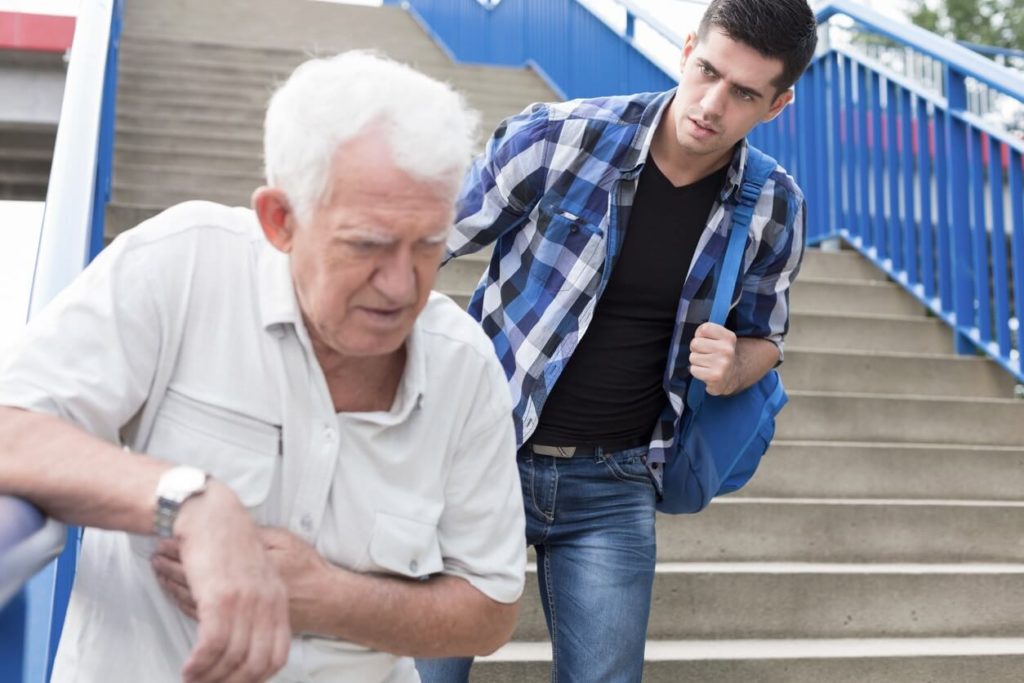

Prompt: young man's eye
[
  {"left": 699, "top": 64, "right": 713, "bottom": 77},
  {"left": 736, "top": 90, "right": 755, "bottom": 102}
]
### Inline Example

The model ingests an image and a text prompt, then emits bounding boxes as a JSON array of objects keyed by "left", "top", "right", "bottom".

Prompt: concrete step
[
  {"left": 790, "top": 278, "right": 926, "bottom": 316},
  {"left": 781, "top": 348, "right": 1017, "bottom": 398},
  {"left": 118, "top": 29, "right": 448, "bottom": 64},
  {"left": 0, "top": 169, "right": 49, "bottom": 201},
  {"left": 0, "top": 147, "right": 53, "bottom": 175},
  {"left": 475, "top": 639, "right": 1024, "bottom": 683},
  {"left": 115, "top": 128, "right": 261, "bottom": 157},
  {"left": 787, "top": 312, "right": 953, "bottom": 354},
  {"left": 654, "top": 499, "right": 1024, "bottom": 563},
  {"left": 798, "top": 248, "right": 890, "bottom": 282},
  {"left": 112, "top": 163, "right": 263, "bottom": 198},
  {"left": 745, "top": 441, "right": 1024, "bottom": 501},
  {"left": 514, "top": 563, "right": 1024, "bottom": 640},
  {"left": 114, "top": 144, "right": 263, "bottom": 175},
  {"left": 111, "top": 183, "right": 248, "bottom": 210},
  {"left": 116, "top": 61, "right": 552, "bottom": 101},
  {"left": 0, "top": 123, "right": 56, "bottom": 151},
  {"left": 778, "top": 391, "right": 1024, "bottom": 447}
]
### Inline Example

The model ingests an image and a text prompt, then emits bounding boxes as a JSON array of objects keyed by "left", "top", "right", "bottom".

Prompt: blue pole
[{"left": 945, "top": 68, "right": 976, "bottom": 354}]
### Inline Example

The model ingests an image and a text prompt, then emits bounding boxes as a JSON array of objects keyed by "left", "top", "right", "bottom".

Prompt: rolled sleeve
[{"left": 732, "top": 182, "right": 806, "bottom": 363}]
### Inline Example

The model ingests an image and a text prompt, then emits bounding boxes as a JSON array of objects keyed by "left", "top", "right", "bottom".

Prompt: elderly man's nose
[{"left": 373, "top": 252, "right": 417, "bottom": 303}]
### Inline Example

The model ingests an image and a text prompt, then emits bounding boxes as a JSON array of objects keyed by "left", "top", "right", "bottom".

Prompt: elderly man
[{"left": 0, "top": 52, "right": 525, "bottom": 683}]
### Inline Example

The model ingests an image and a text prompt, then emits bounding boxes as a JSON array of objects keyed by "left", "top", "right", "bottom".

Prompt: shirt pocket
[
  {"left": 366, "top": 511, "right": 444, "bottom": 580},
  {"left": 527, "top": 204, "right": 605, "bottom": 293},
  {"left": 130, "top": 388, "right": 281, "bottom": 558}
]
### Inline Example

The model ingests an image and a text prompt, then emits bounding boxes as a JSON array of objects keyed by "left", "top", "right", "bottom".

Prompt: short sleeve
[
  {"left": 0, "top": 238, "right": 164, "bottom": 443},
  {"left": 435, "top": 356, "right": 525, "bottom": 604}
]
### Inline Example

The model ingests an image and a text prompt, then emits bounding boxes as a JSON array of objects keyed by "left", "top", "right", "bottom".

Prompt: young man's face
[
  {"left": 285, "top": 134, "right": 454, "bottom": 362},
  {"left": 670, "top": 28, "right": 794, "bottom": 159}
]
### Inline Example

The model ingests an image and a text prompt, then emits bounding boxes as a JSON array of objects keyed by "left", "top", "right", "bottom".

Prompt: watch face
[{"left": 163, "top": 466, "right": 207, "bottom": 496}]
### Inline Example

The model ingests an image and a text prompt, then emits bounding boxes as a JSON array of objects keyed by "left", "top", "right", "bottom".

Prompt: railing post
[
  {"left": 624, "top": 11, "right": 635, "bottom": 40},
  {"left": 945, "top": 67, "right": 976, "bottom": 354}
]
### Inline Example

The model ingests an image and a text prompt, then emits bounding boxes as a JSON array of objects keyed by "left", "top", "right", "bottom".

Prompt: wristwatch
[{"left": 154, "top": 465, "right": 209, "bottom": 538}]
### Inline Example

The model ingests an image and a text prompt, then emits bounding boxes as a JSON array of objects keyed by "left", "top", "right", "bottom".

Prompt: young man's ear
[
  {"left": 253, "top": 186, "right": 297, "bottom": 253},
  {"left": 679, "top": 32, "right": 698, "bottom": 72},
  {"left": 762, "top": 89, "right": 795, "bottom": 123}
]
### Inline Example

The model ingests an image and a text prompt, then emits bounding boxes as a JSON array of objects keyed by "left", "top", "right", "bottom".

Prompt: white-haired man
[{"left": 0, "top": 52, "right": 525, "bottom": 683}]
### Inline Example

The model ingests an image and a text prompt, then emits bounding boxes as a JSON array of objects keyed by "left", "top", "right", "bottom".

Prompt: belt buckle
[{"left": 532, "top": 444, "right": 576, "bottom": 458}]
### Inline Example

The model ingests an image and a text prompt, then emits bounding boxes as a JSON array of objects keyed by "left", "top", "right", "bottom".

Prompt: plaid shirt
[{"left": 446, "top": 90, "right": 806, "bottom": 483}]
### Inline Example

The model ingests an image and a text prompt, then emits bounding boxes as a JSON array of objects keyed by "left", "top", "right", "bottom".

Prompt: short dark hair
[{"left": 697, "top": 0, "right": 818, "bottom": 95}]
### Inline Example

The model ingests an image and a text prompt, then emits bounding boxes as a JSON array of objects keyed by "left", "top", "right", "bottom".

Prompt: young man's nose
[{"left": 699, "top": 82, "right": 729, "bottom": 120}]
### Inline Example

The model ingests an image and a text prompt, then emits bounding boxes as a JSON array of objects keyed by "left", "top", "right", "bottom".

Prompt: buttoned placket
[{"left": 277, "top": 327, "right": 340, "bottom": 545}]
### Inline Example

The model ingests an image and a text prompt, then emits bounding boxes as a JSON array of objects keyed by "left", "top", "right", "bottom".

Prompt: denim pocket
[{"left": 601, "top": 450, "right": 654, "bottom": 486}]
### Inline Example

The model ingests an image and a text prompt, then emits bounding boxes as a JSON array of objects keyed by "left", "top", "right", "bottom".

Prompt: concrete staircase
[
  {"left": 110, "top": 1, "right": 1024, "bottom": 680},
  {"left": 0, "top": 121, "right": 55, "bottom": 202},
  {"left": 106, "top": 0, "right": 554, "bottom": 240},
  {"left": 440, "top": 248, "right": 1024, "bottom": 681}
]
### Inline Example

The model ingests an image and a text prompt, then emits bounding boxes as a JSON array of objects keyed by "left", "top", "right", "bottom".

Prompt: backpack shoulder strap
[{"left": 687, "top": 145, "right": 779, "bottom": 411}]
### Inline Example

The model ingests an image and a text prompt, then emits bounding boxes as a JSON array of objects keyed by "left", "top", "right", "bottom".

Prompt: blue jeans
[{"left": 416, "top": 444, "right": 657, "bottom": 683}]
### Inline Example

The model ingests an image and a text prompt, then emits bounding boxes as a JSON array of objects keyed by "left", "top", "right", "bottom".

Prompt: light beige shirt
[{"left": 0, "top": 201, "right": 526, "bottom": 683}]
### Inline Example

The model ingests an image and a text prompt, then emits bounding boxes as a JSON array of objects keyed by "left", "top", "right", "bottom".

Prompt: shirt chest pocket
[
  {"left": 364, "top": 511, "right": 444, "bottom": 580},
  {"left": 527, "top": 204, "right": 605, "bottom": 293},
  {"left": 146, "top": 388, "right": 280, "bottom": 517}
]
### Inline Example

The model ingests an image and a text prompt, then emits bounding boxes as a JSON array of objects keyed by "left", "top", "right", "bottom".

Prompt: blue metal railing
[
  {"left": 1, "top": 0, "right": 123, "bottom": 680},
  {"left": 400, "top": 0, "right": 1024, "bottom": 380}
]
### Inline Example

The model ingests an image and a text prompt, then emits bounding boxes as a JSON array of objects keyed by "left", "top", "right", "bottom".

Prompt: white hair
[{"left": 263, "top": 51, "right": 480, "bottom": 221}]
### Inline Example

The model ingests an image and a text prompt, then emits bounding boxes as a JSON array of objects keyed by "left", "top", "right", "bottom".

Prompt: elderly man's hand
[
  {"left": 689, "top": 322, "right": 740, "bottom": 396},
  {"left": 153, "top": 482, "right": 291, "bottom": 683},
  {"left": 156, "top": 526, "right": 332, "bottom": 638}
]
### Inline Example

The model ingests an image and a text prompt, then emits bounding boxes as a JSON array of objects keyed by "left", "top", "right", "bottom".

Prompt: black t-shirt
[{"left": 530, "top": 157, "right": 729, "bottom": 448}]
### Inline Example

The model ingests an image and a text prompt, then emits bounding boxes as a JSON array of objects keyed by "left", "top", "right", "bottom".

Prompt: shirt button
[
  {"left": 409, "top": 559, "right": 419, "bottom": 574},
  {"left": 300, "top": 514, "right": 314, "bottom": 532}
]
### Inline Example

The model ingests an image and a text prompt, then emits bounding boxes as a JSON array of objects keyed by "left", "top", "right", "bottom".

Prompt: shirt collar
[
  {"left": 257, "top": 237, "right": 302, "bottom": 332},
  {"left": 623, "top": 89, "right": 750, "bottom": 203},
  {"left": 618, "top": 89, "right": 676, "bottom": 175}
]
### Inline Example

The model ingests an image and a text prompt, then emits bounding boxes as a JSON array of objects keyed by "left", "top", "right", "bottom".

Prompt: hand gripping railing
[{"left": 0, "top": 498, "right": 65, "bottom": 609}]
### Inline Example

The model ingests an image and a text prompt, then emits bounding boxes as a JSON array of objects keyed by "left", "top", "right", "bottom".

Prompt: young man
[
  {"left": 417, "top": 1, "right": 816, "bottom": 680},
  {"left": 0, "top": 52, "right": 525, "bottom": 683}
]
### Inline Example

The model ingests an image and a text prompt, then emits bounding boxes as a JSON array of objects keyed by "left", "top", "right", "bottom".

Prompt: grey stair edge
[
  {"left": 783, "top": 346, "right": 1007, "bottom": 362},
  {"left": 484, "top": 638, "right": 1024, "bottom": 660},
  {"left": 770, "top": 439, "right": 1024, "bottom": 452},
  {"left": 786, "top": 389, "right": 1024, "bottom": 406}
]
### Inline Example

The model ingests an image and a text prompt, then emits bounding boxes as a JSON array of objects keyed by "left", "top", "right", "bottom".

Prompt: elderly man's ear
[{"left": 253, "top": 186, "right": 297, "bottom": 253}]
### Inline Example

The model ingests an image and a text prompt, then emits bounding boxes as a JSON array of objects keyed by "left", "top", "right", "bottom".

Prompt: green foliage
[{"left": 906, "top": 0, "right": 1024, "bottom": 51}]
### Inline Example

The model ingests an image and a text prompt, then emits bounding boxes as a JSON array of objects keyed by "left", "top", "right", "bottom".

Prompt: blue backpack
[{"left": 656, "top": 147, "right": 789, "bottom": 515}]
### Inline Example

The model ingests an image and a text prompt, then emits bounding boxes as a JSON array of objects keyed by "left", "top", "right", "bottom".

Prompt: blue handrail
[
  {"left": 400, "top": 0, "right": 1024, "bottom": 381},
  {"left": 2, "top": 0, "right": 124, "bottom": 680}
]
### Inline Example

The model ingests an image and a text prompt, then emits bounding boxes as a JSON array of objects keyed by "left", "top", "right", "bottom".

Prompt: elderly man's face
[{"left": 284, "top": 135, "right": 454, "bottom": 362}]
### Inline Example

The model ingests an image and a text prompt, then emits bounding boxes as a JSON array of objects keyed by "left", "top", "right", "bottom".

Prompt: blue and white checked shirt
[{"left": 446, "top": 90, "right": 806, "bottom": 480}]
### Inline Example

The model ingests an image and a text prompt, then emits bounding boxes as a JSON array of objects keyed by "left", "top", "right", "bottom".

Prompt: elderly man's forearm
[
  {"left": 0, "top": 407, "right": 166, "bottom": 533},
  {"left": 294, "top": 569, "right": 519, "bottom": 656}
]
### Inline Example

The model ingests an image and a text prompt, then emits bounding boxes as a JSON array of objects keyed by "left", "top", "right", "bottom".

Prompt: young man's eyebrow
[{"left": 697, "top": 58, "right": 765, "bottom": 100}]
